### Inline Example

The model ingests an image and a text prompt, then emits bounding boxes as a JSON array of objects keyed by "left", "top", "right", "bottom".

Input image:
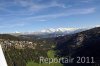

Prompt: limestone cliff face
[{"left": 76, "top": 34, "right": 85, "bottom": 46}]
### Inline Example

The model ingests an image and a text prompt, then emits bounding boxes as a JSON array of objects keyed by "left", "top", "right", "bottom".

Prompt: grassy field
[
  {"left": 26, "top": 61, "right": 62, "bottom": 66},
  {"left": 26, "top": 50, "right": 63, "bottom": 66}
]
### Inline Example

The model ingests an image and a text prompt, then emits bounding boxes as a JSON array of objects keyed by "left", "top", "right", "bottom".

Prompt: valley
[{"left": 0, "top": 27, "right": 100, "bottom": 66}]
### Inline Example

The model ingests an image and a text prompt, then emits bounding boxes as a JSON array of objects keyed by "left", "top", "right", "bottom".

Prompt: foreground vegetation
[{"left": 27, "top": 50, "right": 62, "bottom": 66}]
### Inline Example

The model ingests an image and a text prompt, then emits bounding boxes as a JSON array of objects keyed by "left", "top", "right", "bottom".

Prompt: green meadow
[{"left": 27, "top": 50, "right": 63, "bottom": 66}]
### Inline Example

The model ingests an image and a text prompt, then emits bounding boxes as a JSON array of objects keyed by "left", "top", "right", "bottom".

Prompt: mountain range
[
  {"left": 8, "top": 28, "right": 87, "bottom": 39},
  {"left": 0, "top": 27, "right": 100, "bottom": 66}
]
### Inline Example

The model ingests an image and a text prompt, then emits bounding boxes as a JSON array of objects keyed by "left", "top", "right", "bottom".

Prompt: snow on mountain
[
  {"left": 11, "top": 28, "right": 85, "bottom": 36},
  {"left": 8, "top": 27, "right": 88, "bottom": 38},
  {"left": 40, "top": 28, "right": 78, "bottom": 33}
]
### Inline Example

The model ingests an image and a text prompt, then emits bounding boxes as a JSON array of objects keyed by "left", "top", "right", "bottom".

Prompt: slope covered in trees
[
  {"left": 55, "top": 27, "right": 100, "bottom": 66},
  {"left": 0, "top": 27, "right": 100, "bottom": 66}
]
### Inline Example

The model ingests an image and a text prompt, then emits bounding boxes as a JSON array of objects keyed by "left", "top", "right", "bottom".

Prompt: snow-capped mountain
[
  {"left": 10, "top": 28, "right": 87, "bottom": 39},
  {"left": 16, "top": 28, "right": 81, "bottom": 35},
  {"left": 40, "top": 28, "right": 78, "bottom": 33},
  {"left": 11, "top": 28, "right": 80, "bottom": 35},
  {"left": 4, "top": 26, "right": 99, "bottom": 35},
  {"left": 0, "top": 27, "right": 89, "bottom": 39}
]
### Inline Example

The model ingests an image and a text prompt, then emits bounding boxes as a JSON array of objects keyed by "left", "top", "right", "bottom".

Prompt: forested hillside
[
  {"left": 0, "top": 27, "right": 100, "bottom": 66},
  {"left": 55, "top": 27, "right": 100, "bottom": 66}
]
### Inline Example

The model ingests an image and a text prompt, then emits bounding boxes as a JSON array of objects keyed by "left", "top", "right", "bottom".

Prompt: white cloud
[
  {"left": 95, "top": 25, "right": 100, "bottom": 27},
  {"left": 0, "top": 23, "right": 25, "bottom": 28},
  {"left": 37, "top": 19, "right": 47, "bottom": 21},
  {"left": 12, "top": 0, "right": 68, "bottom": 10},
  {"left": 7, "top": 7, "right": 95, "bottom": 25},
  {"left": 0, "top": 0, "right": 70, "bottom": 16},
  {"left": 0, "top": 7, "right": 96, "bottom": 27},
  {"left": 0, "top": 0, "right": 96, "bottom": 17},
  {"left": 25, "top": 7, "right": 96, "bottom": 20},
  {"left": 19, "top": 0, "right": 68, "bottom": 12},
  {"left": 80, "top": 0, "right": 93, "bottom": 3}
]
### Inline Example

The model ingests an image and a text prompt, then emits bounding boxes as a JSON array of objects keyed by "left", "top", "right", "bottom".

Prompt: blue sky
[{"left": 0, "top": 0, "right": 100, "bottom": 32}]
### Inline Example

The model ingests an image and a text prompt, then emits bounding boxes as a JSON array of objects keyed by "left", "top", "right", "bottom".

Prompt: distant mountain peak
[{"left": 40, "top": 28, "right": 78, "bottom": 33}]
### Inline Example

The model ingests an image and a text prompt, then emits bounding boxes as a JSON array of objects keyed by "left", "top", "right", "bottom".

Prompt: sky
[{"left": 0, "top": 0, "right": 100, "bottom": 32}]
